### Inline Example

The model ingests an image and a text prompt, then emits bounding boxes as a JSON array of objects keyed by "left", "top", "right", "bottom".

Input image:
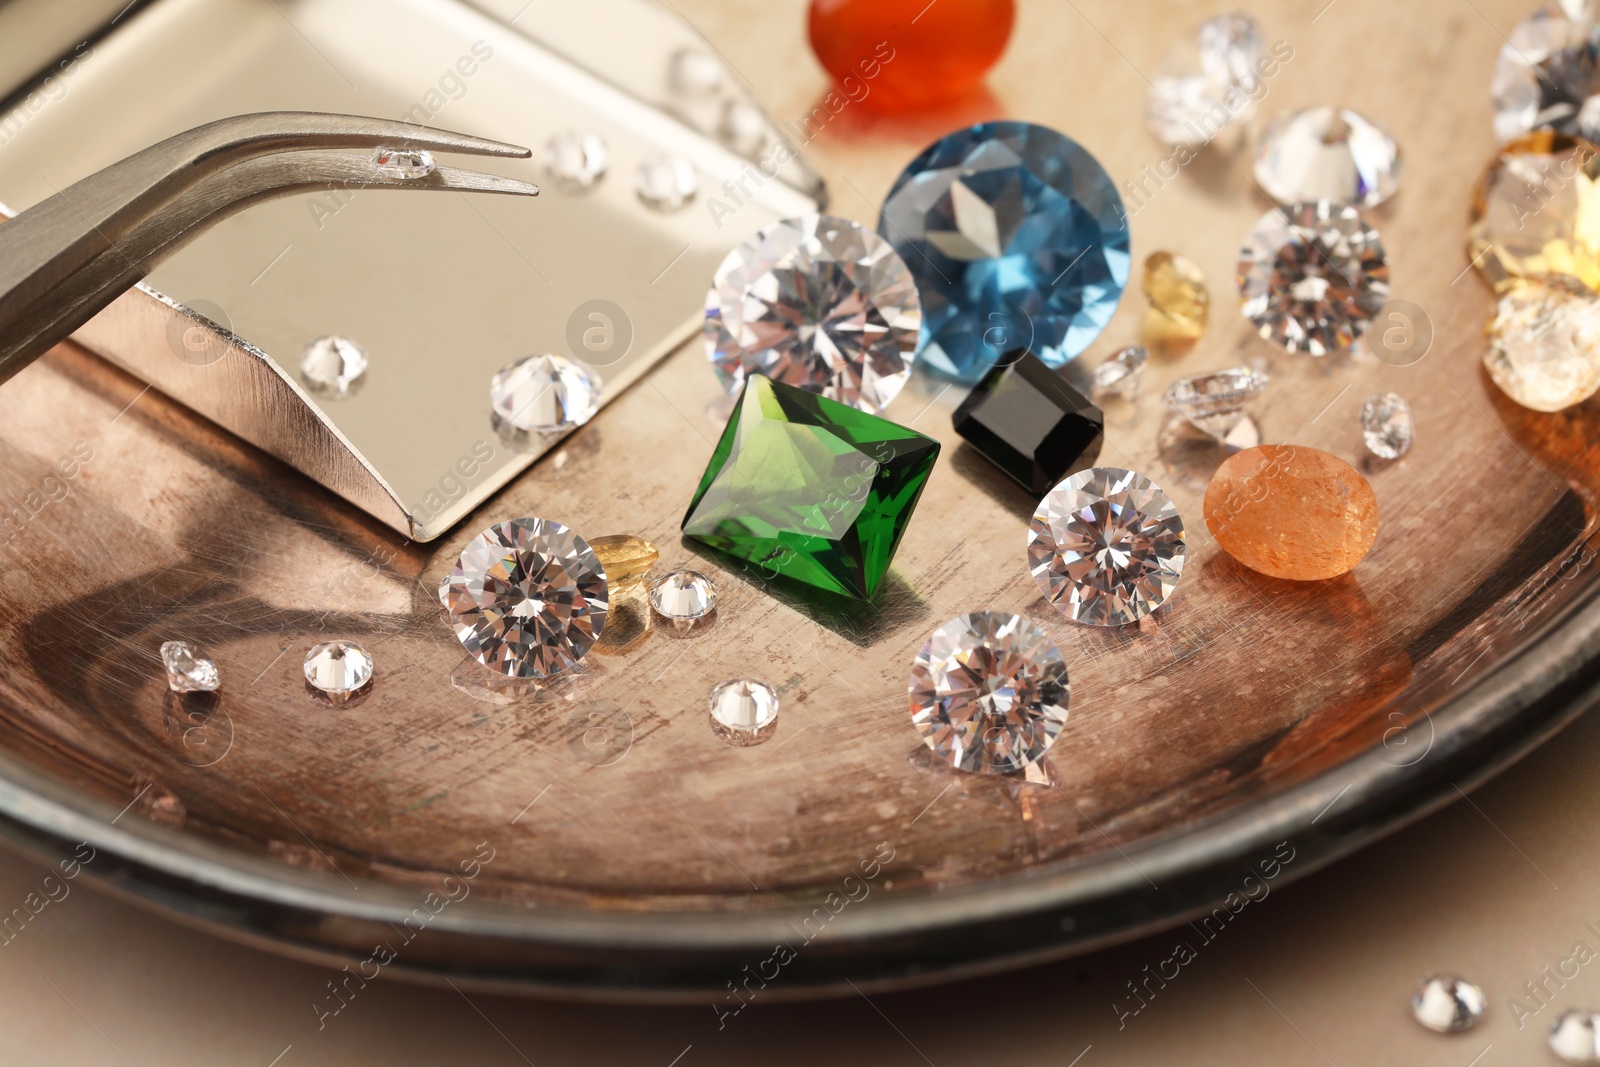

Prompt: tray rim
[{"left": 0, "top": 553, "right": 1594, "bottom": 1001}]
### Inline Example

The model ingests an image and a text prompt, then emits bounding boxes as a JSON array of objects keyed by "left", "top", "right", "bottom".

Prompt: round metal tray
[{"left": 2, "top": 0, "right": 1597, "bottom": 1001}]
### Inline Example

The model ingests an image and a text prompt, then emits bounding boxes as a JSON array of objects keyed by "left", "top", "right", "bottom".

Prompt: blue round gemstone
[{"left": 878, "top": 122, "right": 1130, "bottom": 384}]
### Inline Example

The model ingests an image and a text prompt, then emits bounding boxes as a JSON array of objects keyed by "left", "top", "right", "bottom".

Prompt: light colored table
[{"left": 1, "top": 0, "right": 1585, "bottom": 1062}]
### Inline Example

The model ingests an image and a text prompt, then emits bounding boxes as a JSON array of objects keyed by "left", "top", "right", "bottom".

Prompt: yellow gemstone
[
  {"left": 588, "top": 534, "right": 659, "bottom": 590},
  {"left": 1485, "top": 275, "right": 1600, "bottom": 411},
  {"left": 1468, "top": 131, "right": 1600, "bottom": 292},
  {"left": 1142, "top": 251, "right": 1209, "bottom": 355}
]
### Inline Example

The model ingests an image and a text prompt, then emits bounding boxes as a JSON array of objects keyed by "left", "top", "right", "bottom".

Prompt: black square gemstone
[{"left": 951, "top": 352, "right": 1104, "bottom": 496}]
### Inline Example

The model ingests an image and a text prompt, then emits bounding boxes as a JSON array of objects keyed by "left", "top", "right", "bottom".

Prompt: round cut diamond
[
  {"left": 1029, "top": 467, "right": 1186, "bottom": 626},
  {"left": 878, "top": 121, "right": 1130, "bottom": 383},
  {"left": 636, "top": 153, "right": 699, "bottom": 211},
  {"left": 441, "top": 518, "right": 609, "bottom": 678},
  {"left": 705, "top": 214, "right": 921, "bottom": 413},
  {"left": 649, "top": 569, "right": 718, "bottom": 620},
  {"left": 1485, "top": 275, "right": 1600, "bottom": 411},
  {"left": 1551, "top": 1010, "right": 1600, "bottom": 1064},
  {"left": 160, "top": 640, "right": 220, "bottom": 692},
  {"left": 708, "top": 679, "right": 779, "bottom": 746},
  {"left": 908, "top": 611, "right": 1070, "bottom": 775},
  {"left": 1092, "top": 345, "right": 1148, "bottom": 399},
  {"left": 1253, "top": 106, "right": 1401, "bottom": 208},
  {"left": 1238, "top": 201, "right": 1389, "bottom": 355},
  {"left": 1162, "top": 367, "right": 1270, "bottom": 439},
  {"left": 1469, "top": 131, "right": 1600, "bottom": 291},
  {"left": 1147, "top": 14, "right": 1266, "bottom": 148},
  {"left": 299, "top": 335, "right": 368, "bottom": 399},
  {"left": 1410, "top": 974, "right": 1486, "bottom": 1034},
  {"left": 543, "top": 130, "right": 608, "bottom": 190},
  {"left": 489, "top": 353, "right": 601, "bottom": 434},
  {"left": 303, "top": 641, "right": 374, "bottom": 695},
  {"left": 1492, "top": 2, "right": 1600, "bottom": 145},
  {"left": 371, "top": 148, "right": 436, "bottom": 180},
  {"left": 1360, "top": 392, "right": 1413, "bottom": 459}
]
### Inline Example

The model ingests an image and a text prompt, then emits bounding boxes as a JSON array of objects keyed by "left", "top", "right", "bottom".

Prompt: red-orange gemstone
[
  {"left": 807, "top": 0, "right": 1015, "bottom": 113},
  {"left": 1203, "top": 445, "right": 1379, "bottom": 581}
]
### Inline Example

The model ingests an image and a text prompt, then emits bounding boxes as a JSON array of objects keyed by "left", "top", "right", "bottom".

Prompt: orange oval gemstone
[
  {"left": 1203, "top": 445, "right": 1379, "bottom": 581},
  {"left": 807, "top": 0, "right": 1015, "bottom": 113}
]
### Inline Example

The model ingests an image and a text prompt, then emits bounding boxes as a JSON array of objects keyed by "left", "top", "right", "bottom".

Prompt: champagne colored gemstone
[
  {"left": 588, "top": 534, "right": 660, "bottom": 591},
  {"left": 1468, "top": 131, "right": 1600, "bottom": 292},
  {"left": 807, "top": 0, "right": 1015, "bottom": 112},
  {"left": 1143, "top": 251, "right": 1210, "bottom": 355},
  {"left": 1204, "top": 445, "right": 1379, "bottom": 581},
  {"left": 1485, "top": 275, "right": 1600, "bottom": 411}
]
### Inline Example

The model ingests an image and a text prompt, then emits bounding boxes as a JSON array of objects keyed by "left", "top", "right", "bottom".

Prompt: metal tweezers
[{"left": 0, "top": 111, "right": 538, "bottom": 387}]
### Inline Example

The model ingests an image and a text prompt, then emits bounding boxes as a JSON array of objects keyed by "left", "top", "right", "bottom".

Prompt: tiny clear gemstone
[
  {"left": 1239, "top": 201, "right": 1389, "bottom": 355},
  {"left": 588, "top": 534, "right": 659, "bottom": 591},
  {"left": 1146, "top": 14, "right": 1266, "bottom": 148},
  {"left": 669, "top": 48, "right": 724, "bottom": 95},
  {"left": 299, "top": 335, "right": 368, "bottom": 399},
  {"left": 543, "top": 130, "right": 609, "bottom": 190},
  {"left": 1143, "top": 251, "right": 1209, "bottom": 355},
  {"left": 489, "top": 353, "right": 601, "bottom": 434},
  {"left": 649, "top": 569, "right": 718, "bottom": 620},
  {"left": 1092, "top": 345, "right": 1149, "bottom": 399},
  {"left": 1162, "top": 367, "right": 1270, "bottom": 439},
  {"left": 1492, "top": 3, "right": 1600, "bottom": 145},
  {"left": 160, "top": 640, "right": 220, "bottom": 692},
  {"left": 1360, "top": 392, "right": 1413, "bottom": 459},
  {"left": 303, "top": 641, "right": 374, "bottom": 695},
  {"left": 1485, "top": 275, "right": 1600, "bottom": 411},
  {"left": 1254, "top": 107, "right": 1401, "bottom": 208},
  {"left": 371, "top": 148, "right": 436, "bottom": 180},
  {"left": 1410, "top": 975, "right": 1486, "bottom": 1034},
  {"left": 705, "top": 214, "right": 922, "bottom": 413},
  {"left": 708, "top": 679, "right": 779, "bottom": 746},
  {"left": 1468, "top": 131, "right": 1600, "bottom": 291},
  {"left": 909, "top": 611, "right": 1071, "bottom": 775},
  {"left": 635, "top": 154, "right": 699, "bottom": 211},
  {"left": 719, "top": 100, "right": 769, "bottom": 155},
  {"left": 1029, "top": 468, "right": 1186, "bottom": 626},
  {"left": 878, "top": 121, "right": 1130, "bottom": 383},
  {"left": 441, "top": 518, "right": 609, "bottom": 678},
  {"left": 1551, "top": 1010, "right": 1600, "bottom": 1064}
]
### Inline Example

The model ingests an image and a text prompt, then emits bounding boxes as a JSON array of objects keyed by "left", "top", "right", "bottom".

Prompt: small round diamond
[
  {"left": 543, "top": 130, "right": 609, "bottom": 190},
  {"left": 371, "top": 148, "right": 436, "bottom": 180},
  {"left": 1146, "top": 14, "right": 1266, "bottom": 148},
  {"left": 708, "top": 679, "right": 779, "bottom": 746},
  {"left": 303, "top": 641, "right": 374, "bottom": 695},
  {"left": 909, "top": 611, "right": 1070, "bottom": 775},
  {"left": 1029, "top": 468, "right": 1186, "bottom": 626},
  {"left": 160, "top": 640, "right": 220, "bottom": 693},
  {"left": 1239, "top": 201, "right": 1389, "bottom": 355},
  {"left": 489, "top": 353, "right": 601, "bottom": 434},
  {"left": 705, "top": 214, "right": 922, "bottom": 413},
  {"left": 1163, "top": 367, "right": 1270, "bottom": 439},
  {"left": 1091, "top": 345, "right": 1148, "bottom": 399},
  {"left": 441, "top": 518, "right": 609, "bottom": 678},
  {"left": 1360, "top": 392, "right": 1413, "bottom": 460},
  {"left": 649, "top": 569, "right": 718, "bottom": 620},
  {"left": 1410, "top": 974, "right": 1486, "bottom": 1034},
  {"left": 299, "top": 335, "right": 368, "bottom": 399},
  {"left": 636, "top": 154, "right": 699, "bottom": 211},
  {"left": 669, "top": 48, "right": 724, "bottom": 96},
  {"left": 719, "top": 100, "right": 768, "bottom": 154},
  {"left": 1253, "top": 106, "right": 1401, "bottom": 208},
  {"left": 1551, "top": 1010, "right": 1600, "bottom": 1064},
  {"left": 1493, "top": 3, "right": 1600, "bottom": 144}
]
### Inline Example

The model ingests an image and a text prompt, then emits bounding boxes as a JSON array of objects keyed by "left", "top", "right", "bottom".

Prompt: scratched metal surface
[{"left": 0, "top": 0, "right": 1599, "bottom": 997}]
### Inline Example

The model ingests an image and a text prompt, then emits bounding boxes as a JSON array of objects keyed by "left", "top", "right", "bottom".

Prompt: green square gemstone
[{"left": 682, "top": 376, "right": 941, "bottom": 600}]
